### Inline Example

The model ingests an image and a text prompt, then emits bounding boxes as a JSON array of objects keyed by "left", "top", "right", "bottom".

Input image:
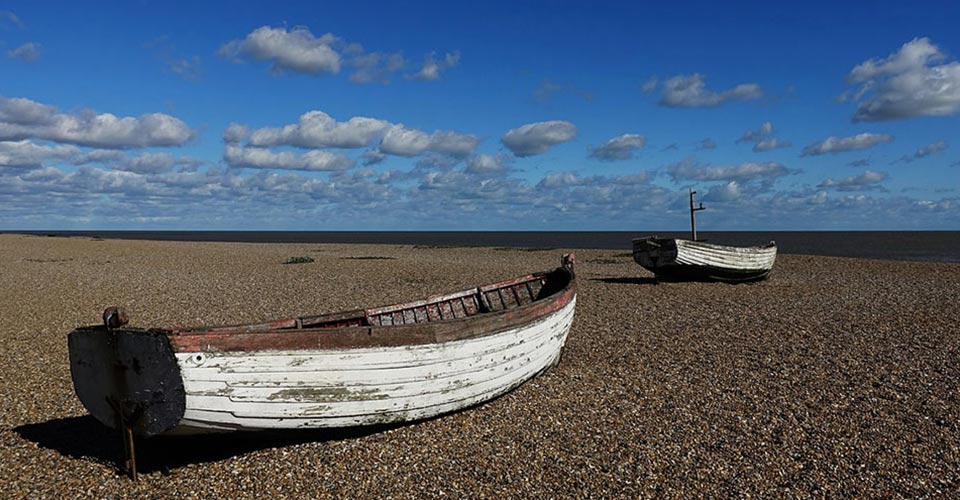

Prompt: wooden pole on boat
[
  {"left": 689, "top": 189, "right": 705, "bottom": 241},
  {"left": 103, "top": 306, "right": 138, "bottom": 481}
]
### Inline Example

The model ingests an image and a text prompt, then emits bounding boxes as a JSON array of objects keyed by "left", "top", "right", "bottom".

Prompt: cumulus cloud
[
  {"left": 219, "top": 26, "right": 341, "bottom": 75},
  {"left": 222, "top": 123, "right": 249, "bottom": 143},
  {"left": 224, "top": 144, "right": 354, "bottom": 171},
  {"left": 501, "top": 120, "right": 577, "bottom": 157},
  {"left": 349, "top": 51, "right": 405, "bottom": 84},
  {"left": 361, "top": 149, "right": 386, "bottom": 166},
  {"left": 538, "top": 171, "right": 586, "bottom": 189},
  {"left": 410, "top": 51, "right": 459, "bottom": 81},
  {"left": 801, "top": 133, "right": 894, "bottom": 156},
  {"left": 379, "top": 125, "right": 479, "bottom": 157},
  {"left": 705, "top": 181, "right": 742, "bottom": 202},
  {"left": 658, "top": 74, "right": 762, "bottom": 108},
  {"left": 588, "top": 134, "right": 646, "bottom": 161},
  {"left": 817, "top": 170, "right": 888, "bottom": 191},
  {"left": 667, "top": 159, "right": 790, "bottom": 183},
  {"left": 842, "top": 37, "right": 960, "bottom": 121},
  {"left": 249, "top": 111, "right": 391, "bottom": 149},
  {"left": 465, "top": 153, "right": 511, "bottom": 175},
  {"left": 0, "top": 139, "right": 199, "bottom": 174},
  {"left": 897, "top": 140, "right": 948, "bottom": 163},
  {"left": 736, "top": 121, "right": 791, "bottom": 152},
  {"left": 0, "top": 96, "right": 194, "bottom": 149},
  {"left": 0, "top": 140, "right": 78, "bottom": 168},
  {"left": 236, "top": 111, "right": 478, "bottom": 164},
  {"left": 112, "top": 152, "right": 202, "bottom": 174},
  {"left": 7, "top": 42, "right": 39, "bottom": 63}
]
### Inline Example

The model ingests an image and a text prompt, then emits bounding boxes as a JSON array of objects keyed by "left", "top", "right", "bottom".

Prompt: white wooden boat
[
  {"left": 68, "top": 255, "right": 576, "bottom": 439},
  {"left": 632, "top": 236, "right": 777, "bottom": 282}
]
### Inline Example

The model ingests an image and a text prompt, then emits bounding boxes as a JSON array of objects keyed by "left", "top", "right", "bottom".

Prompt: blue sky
[{"left": 1, "top": 1, "right": 958, "bottom": 230}]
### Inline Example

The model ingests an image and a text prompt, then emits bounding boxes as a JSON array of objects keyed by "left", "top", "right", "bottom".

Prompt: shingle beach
[{"left": 1, "top": 234, "right": 957, "bottom": 498}]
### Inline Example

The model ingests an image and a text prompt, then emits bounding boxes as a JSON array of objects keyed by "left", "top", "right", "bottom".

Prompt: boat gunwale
[{"left": 77, "top": 264, "right": 576, "bottom": 354}]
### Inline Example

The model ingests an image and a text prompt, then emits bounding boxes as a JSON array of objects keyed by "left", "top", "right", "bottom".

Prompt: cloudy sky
[{"left": 1, "top": 1, "right": 958, "bottom": 230}]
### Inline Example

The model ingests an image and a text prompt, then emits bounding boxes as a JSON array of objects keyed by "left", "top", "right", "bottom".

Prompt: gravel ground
[{"left": 0, "top": 234, "right": 957, "bottom": 499}]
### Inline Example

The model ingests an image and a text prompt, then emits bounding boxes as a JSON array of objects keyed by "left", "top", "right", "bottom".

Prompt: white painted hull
[
  {"left": 167, "top": 297, "right": 576, "bottom": 433},
  {"left": 633, "top": 237, "right": 777, "bottom": 282},
  {"left": 674, "top": 239, "right": 777, "bottom": 271}
]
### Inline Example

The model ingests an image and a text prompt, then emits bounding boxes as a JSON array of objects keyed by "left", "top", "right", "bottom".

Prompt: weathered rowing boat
[
  {"left": 632, "top": 236, "right": 777, "bottom": 282},
  {"left": 69, "top": 255, "right": 576, "bottom": 440}
]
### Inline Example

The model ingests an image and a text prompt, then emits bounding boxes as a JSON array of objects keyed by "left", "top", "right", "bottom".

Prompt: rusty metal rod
[
  {"left": 124, "top": 426, "right": 138, "bottom": 481},
  {"left": 689, "top": 189, "right": 706, "bottom": 241}
]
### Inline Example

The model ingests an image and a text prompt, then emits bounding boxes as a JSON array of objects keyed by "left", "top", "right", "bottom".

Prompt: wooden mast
[{"left": 689, "top": 189, "right": 705, "bottom": 241}]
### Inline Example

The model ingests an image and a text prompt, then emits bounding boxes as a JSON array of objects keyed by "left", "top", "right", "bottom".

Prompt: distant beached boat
[
  {"left": 632, "top": 189, "right": 777, "bottom": 283},
  {"left": 632, "top": 236, "right": 777, "bottom": 282},
  {"left": 68, "top": 254, "right": 576, "bottom": 444}
]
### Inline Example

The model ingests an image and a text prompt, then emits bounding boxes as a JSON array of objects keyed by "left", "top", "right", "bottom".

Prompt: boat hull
[
  {"left": 170, "top": 296, "right": 574, "bottom": 433},
  {"left": 68, "top": 259, "right": 577, "bottom": 436},
  {"left": 632, "top": 237, "right": 777, "bottom": 283}
]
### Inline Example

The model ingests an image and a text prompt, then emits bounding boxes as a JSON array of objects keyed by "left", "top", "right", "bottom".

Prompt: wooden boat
[
  {"left": 68, "top": 255, "right": 576, "bottom": 440},
  {"left": 632, "top": 190, "right": 776, "bottom": 282},
  {"left": 632, "top": 236, "right": 777, "bottom": 282}
]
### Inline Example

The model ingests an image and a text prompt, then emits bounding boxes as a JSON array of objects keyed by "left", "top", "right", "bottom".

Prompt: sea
[{"left": 5, "top": 231, "right": 959, "bottom": 263}]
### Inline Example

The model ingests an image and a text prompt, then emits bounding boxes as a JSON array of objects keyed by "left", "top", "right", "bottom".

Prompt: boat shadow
[
  {"left": 590, "top": 276, "right": 659, "bottom": 285},
  {"left": 14, "top": 415, "right": 403, "bottom": 474}
]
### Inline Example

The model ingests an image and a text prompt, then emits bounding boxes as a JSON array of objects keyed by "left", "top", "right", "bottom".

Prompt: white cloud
[
  {"left": 802, "top": 133, "right": 894, "bottom": 156},
  {"left": 361, "top": 149, "right": 386, "bottom": 166},
  {"left": 588, "top": 133, "right": 646, "bottom": 161},
  {"left": 817, "top": 170, "right": 888, "bottom": 191},
  {"left": 705, "top": 181, "right": 742, "bottom": 202},
  {"left": 843, "top": 38, "right": 960, "bottom": 121},
  {"left": 0, "top": 139, "right": 199, "bottom": 174},
  {"left": 465, "top": 153, "right": 511, "bottom": 175},
  {"left": 224, "top": 144, "right": 354, "bottom": 171},
  {"left": 222, "top": 123, "right": 249, "bottom": 143},
  {"left": 896, "top": 140, "right": 948, "bottom": 163},
  {"left": 411, "top": 51, "right": 460, "bottom": 81},
  {"left": 0, "top": 140, "right": 78, "bottom": 168},
  {"left": 914, "top": 140, "right": 948, "bottom": 158},
  {"left": 667, "top": 159, "right": 789, "bottom": 183},
  {"left": 379, "top": 125, "right": 479, "bottom": 157},
  {"left": 7, "top": 42, "right": 39, "bottom": 63},
  {"left": 0, "top": 96, "right": 194, "bottom": 149},
  {"left": 736, "top": 121, "right": 792, "bottom": 152},
  {"left": 220, "top": 26, "right": 341, "bottom": 75},
  {"left": 501, "top": 120, "right": 577, "bottom": 157},
  {"left": 659, "top": 74, "right": 762, "bottom": 108},
  {"left": 538, "top": 171, "right": 585, "bottom": 188},
  {"left": 113, "top": 152, "right": 202, "bottom": 174},
  {"left": 350, "top": 51, "right": 405, "bottom": 84},
  {"left": 248, "top": 111, "right": 391, "bottom": 149}
]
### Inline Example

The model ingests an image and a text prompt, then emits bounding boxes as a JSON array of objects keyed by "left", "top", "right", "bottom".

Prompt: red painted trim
[{"left": 168, "top": 267, "right": 575, "bottom": 353}]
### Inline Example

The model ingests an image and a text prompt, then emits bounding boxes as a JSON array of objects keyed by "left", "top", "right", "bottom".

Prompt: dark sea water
[{"left": 6, "top": 231, "right": 959, "bottom": 263}]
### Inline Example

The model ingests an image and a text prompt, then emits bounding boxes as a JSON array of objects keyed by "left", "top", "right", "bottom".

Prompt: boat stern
[
  {"left": 68, "top": 322, "right": 186, "bottom": 437},
  {"left": 631, "top": 236, "right": 677, "bottom": 271}
]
